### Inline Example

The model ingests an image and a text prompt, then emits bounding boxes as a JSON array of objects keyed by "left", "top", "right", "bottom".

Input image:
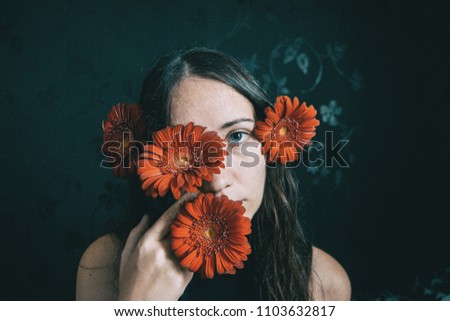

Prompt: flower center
[
  {"left": 278, "top": 126, "right": 288, "bottom": 136},
  {"left": 273, "top": 118, "right": 300, "bottom": 141},
  {"left": 161, "top": 146, "right": 194, "bottom": 175},
  {"left": 174, "top": 154, "right": 189, "bottom": 166},
  {"left": 204, "top": 227, "right": 216, "bottom": 239},
  {"left": 121, "top": 133, "right": 131, "bottom": 150},
  {"left": 190, "top": 214, "right": 228, "bottom": 256}
]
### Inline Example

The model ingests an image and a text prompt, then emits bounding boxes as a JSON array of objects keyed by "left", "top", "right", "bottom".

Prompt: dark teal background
[{"left": 1, "top": 0, "right": 448, "bottom": 300}]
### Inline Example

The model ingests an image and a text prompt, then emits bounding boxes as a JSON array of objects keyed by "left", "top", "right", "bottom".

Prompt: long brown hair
[{"left": 121, "top": 48, "right": 312, "bottom": 300}]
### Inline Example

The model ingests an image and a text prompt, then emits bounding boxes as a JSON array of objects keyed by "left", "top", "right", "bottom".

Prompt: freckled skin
[{"left": 170, "top": 77, "right": 266, "bottom": 220}]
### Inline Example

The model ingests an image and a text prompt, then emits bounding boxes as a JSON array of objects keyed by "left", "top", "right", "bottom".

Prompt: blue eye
[{"left": 228, "top": 131, "right": 249, "bottom": 144}]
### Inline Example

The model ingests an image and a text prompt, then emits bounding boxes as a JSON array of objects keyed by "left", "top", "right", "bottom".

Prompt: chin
[{"left": 243, "top": 207, "right": 257, "bottom": 220}]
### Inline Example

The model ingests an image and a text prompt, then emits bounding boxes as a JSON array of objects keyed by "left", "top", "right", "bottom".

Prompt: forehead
[{"left": 169, "top": 77, "right": 255, "bottom": 132}]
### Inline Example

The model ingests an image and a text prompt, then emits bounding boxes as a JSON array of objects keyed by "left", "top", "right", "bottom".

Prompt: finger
[
  {"left": 146, "top": 191, "right": 199, "bottom": 241},
  {"left": 121, "top": 214, "right": 150, "bottom": 259},
  {"left": 160, "top": 238, "right": 194, "bottom": 277}
]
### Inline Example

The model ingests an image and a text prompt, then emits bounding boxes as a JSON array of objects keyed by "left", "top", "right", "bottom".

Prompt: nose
[{"left": 201, "top": 165, "right": 233, "bottom": 197}]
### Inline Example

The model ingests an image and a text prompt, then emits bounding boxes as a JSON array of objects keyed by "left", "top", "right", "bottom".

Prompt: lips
[{"left": 195, "top": 188, "right": 246, "bottom": 203}]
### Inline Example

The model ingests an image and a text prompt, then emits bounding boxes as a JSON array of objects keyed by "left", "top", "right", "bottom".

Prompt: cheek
[
  {"left": 238, "top": 144, "right": 266, "bottom": 219},
  {"left": 252, "top": 153, "right": 267, "bottom": 206}
]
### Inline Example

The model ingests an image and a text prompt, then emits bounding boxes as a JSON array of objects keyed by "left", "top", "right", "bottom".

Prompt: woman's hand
[{"left": 118, "top": 192, "right": 198, "bottom": 300}]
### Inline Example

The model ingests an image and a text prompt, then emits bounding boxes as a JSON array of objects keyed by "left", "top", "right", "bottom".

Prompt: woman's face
[{"left": 169, "top": 76, "right": 266, "bottom": 220}]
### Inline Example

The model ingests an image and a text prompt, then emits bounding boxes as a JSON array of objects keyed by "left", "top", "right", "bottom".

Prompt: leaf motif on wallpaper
[
  {"left": 241, "top": 54, "right": 260, "bottom": 73},
  {"left": 320, "top": 167, "right": 331, "bottom": 177},
  {"left": 306, "top": 166, "right": 320, "bottom": 175},
  {"left": 307, "top": 162, "right": 331, "bottom": 186},
  {"left": 296, "top": 53, "right": 309, "bottom": 75},
  {"left": 261, "top": 74, "right": 272, "bottom": 91},
  {"left": 377, "top": 267, "right": 450, "bottom": 300},
  {"left": 277, "top": 77, "right": 289, "bottom": 94},
  {"left": 280, "top": 87, "right": 290, "bottom": 94},
  {"left": 209, "top": 12, "right": 250, "bottom": 49},
  {"left": 320, "top": 100, "right": 343, "bottom": 127},
  {"left": 284, "top": 37, "right": 304, "bottom": 64},
  {"left": 266, "top": 39, "right": 324, "bottom": 94},
  {"left": 436, "top": 293, "right": 450, "bottom": 300},
  {"left": 38, "top": 196, "right": 60, "bottom": 223},
  {"left": 312, "top": 177, "right": 320, "bottom": 186},
  {"left": 326, "top": 42, "right": 364, "bottom": 91},
  {"left": 284, "top": 45, "right": 298, "bottom": 64},
  {"left": 327, "top": 42, "right": 347, "bottom": 63},
  {"left": 350, "top": 71, "right": 364, "bottom": 91},
  {"left": 271, "top": 45, "right": 281, "bottom": 59}
]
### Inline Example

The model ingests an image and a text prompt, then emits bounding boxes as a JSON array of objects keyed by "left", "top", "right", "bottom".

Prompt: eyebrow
[{"left": 219, "top": 118, "right": 255, "bottom": 130}]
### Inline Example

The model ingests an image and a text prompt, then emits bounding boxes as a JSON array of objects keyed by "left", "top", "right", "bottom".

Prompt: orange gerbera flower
[
  {"left": 170, "top": 193, "right": 252, "bottom": 279},
  {"left": 137, "top": 122, "right": 227, "bottom": 199},
  {"left": 102, "top": 103, "right": 148, "bottom": 177},
  {"left": 254, "top": 96, "right": 320, "bottom": 164}
]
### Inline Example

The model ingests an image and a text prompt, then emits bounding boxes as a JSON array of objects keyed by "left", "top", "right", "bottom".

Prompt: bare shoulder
[
  {"left": 310, "top": 246, "right": 351, "bottom": 300},
  {"left": 76, "top": 233, "right": 123, "bottom": 300}
]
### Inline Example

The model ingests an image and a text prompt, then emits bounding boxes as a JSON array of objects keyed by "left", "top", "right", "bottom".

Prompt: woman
[{"left": 76, "top": 48, "right": 351, "bottom": 300}]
